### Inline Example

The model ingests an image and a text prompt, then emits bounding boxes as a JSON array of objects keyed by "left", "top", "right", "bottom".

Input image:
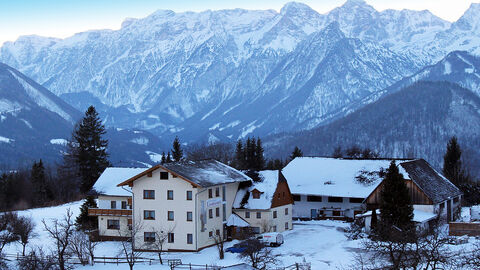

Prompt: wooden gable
[
  {"left": 365, "top": 178, "right": 432, "bottom": 209},
  {"left": 271, "top": 172, "right": 294, "bottom": 208}
]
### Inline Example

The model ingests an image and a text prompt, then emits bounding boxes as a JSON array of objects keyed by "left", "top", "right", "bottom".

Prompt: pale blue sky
[{"left": 0, "top": 0, "right": 476, "bottom": 45}]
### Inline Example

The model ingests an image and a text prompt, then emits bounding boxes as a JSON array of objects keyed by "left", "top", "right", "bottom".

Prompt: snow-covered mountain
[{"left": 1, "top": 1, "right": 480, "bottom": 143}]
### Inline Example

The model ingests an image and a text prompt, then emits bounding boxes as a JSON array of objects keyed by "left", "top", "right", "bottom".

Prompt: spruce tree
[
  {"left": 70, "top": 106, "right": 111, "bottom": 193},
  {"left": 171, "top": 136, "right": 183, "bottom": 161},
  {"left": 75, "top": 195, "right": 98, "bottom": 231},
  {"left": 166, "top": 152, "right": 173, "bottom": 163},
  {"left": 234, "top": 140, "right": 245, "bottom": 170},
  {"left": 161, "top": 152, "right": 166, "bottom": 164},
  {"left": 254, "top": 138, "right": 265, "bottom": 171},
  {"left": 379, "top": 161, "right": 413, "bottom": 233},
  {"left": 443, "top": 136, "right": 464, "bottom": 187},
  {"left": 31, "top": 160, "right": 49, "bottom": 206},
  {"left": 289, "top": 146, "right": 303, "bottom": 161},
  {"left": 245, "top": 137, "right": 256, "bottom": 169}
]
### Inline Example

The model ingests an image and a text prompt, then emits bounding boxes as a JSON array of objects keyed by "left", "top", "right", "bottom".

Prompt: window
[
  {"left": 216, "top": 207, "right": 220, "bottom": 217},
  {"left": 160, "top": 172, "right": 169, "bottom": 179},
  {"left": 121, "top": 201, "right": 127, "bottom": 209},
  {"left": 222, "top": 185, "right": 226, "bottom": 201},
  {"left": 186, "top": 191, "right": 192, "bottom": 200},
  {"left": 292, "top": 194, "right": 301, "bottom": 201},
  {"left": 187, "top": 233, "right": 193, "bottom": 244},
  {"left": 252, "top": 227, "right": 260, "bottom": 234},
  {"left": 209, "top": 231, "right": 213, "bottom": 237},
  {"left": 143, "top": 190, "right": 155, "bottom": 199},
  {"left": 209, "top": 209, "right": 213, "bottom": 219},
  {"left": 245, "top": 211, "right": 250, "bottom": 218},
  {"left": 349, "top": 197, "right": 364, "bottom": 204},
  {"left": 273, "top": 211, "right": 277, "bottom": 219},
  {"left": 107, "top": 220, "right": 120, "bottom": 230},
  {"left": 453, "top": 197, "right": 460, "bottom": 203},
  {"left": 111, "top": 201, "right": 117, "bottom": 209},
  {"left": 144, "top": 232, "right": 155, "bottom": 242},
  {"left": 307, "top": 195, "right": 322, "bottom": 202},
  {"left": 285, "top": 208, "right": 289, "bottom": 215},
  {"left": 168, "top": 233, "right": 174, "bottom": 243},
  {"left": 167, "top": 190, "right": 174, "bottom": 200},
  {"left": 208, "top": 189, "right": 213, "bottom": 198},
  {"left": 256, "top": 212, "right": 261, "bottom": 219},
  {"left": 333, "top": 211, "right": 341, "bottom": 216},
  {"left": 215, "top": 187, "right": 220, "bottom": 197},
  {"left": 328, "top": 196, "right": 343, "bottom": 203},
  {"left": 187, "top": 211, "right": 192, "bottom": 221},
  {"left": 272, "top": 226, "right": 277, "bottom": 232},
  {"left": 168, "top": 211, "right": 174, "bottom": 221},
  {"left": 216, "top": 229, "right": 220, "bottom": 236},
  {"left": 252, "top": 191, "right": 260, "bottom": 199},
  {"left": 144, "top": 210, "right": 155, "bottom": 220},
  {"left": 285, "top": 222, "right": 289, "bottom": 230}
]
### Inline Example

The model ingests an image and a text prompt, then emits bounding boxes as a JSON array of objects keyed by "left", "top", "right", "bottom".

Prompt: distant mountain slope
[
  {"left": 0, "top": 62, "right": 168, "bottom": 168},
  {"left": 265, "top": 81, "right": 480, "bottom": 177}
]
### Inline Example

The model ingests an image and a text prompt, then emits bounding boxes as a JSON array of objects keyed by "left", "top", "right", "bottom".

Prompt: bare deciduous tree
[
  {"left": 68, "top": 230, "right": 91, "bottom": 266},
  {"left": 42, "top": 208, "right": 75, "bottom": 270},
  {"left": 145, "top": 225, "right": 175, "bottom": 265},
  {"left": 238, "top": 238, "right": 277, "bottom": 269},
  {"left": 211, "top": 228, "right": 225, "bottom": 260},
  {"left": 0, "top": 212, "right": 19, "bottom": 257},
  {"left": 118, "top": 220, "right": 143, "bottom": 270},
  {"left": 12, "top": 215, "right": 36, "bottom": 256},
  {"left": 17, "top": 246, "right": 56, "bottom": 270}
]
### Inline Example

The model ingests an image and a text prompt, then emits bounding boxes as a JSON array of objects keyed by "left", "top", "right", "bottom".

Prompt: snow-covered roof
[
  {"left": 356, "top": 209, "right": 436, "bottom": 223},
  {"left": 282, "top": 157, "right": 411, "bottom": 198},
  {"left": 233, "top": 170, "right": 279, "bottom": 210},
  {"left": 226, "top": 213, "right": 250, "bottom": 227},
  {"left": 94, "top": 167, "right": 146, "bottom": 196}
]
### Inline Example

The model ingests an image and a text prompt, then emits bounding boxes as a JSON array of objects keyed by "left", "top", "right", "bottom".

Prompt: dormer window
[{"left": 252, "top": 189, "right": 261, "bottom": 199}]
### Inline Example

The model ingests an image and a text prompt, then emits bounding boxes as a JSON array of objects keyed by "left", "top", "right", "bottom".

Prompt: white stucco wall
[
  {"left": 97, "top": 195, "right": 130, "bottom": 209},
  {"left": 234, "top": 204, "right": 293, "bottom": 233},
  {"left": 98, "top": 216, "right": 130, "bottom": 237},
  {"left": 292, "top": 194, "right": 364, "bottom": 219}
]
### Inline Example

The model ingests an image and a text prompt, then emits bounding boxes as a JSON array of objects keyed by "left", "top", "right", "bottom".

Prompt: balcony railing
[{"left": 88, "top": 208, "right": 132, "bottom": 217}]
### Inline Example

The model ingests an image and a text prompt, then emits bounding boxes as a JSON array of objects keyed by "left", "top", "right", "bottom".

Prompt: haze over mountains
[{"left": 1, "top": 0, "right": 480, "bottom": 173}]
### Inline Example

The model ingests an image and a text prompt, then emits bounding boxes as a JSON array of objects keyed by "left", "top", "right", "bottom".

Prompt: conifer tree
[
  {"left": 289, "top": 146, "right": 303, "bottom": 161},
  {"left": 69, "top": 106, "right": 110, "bottom": 193},
  {"left": 171, "top": 136, "right": 183, "bottom": 161},
  {"left": 245, "top": 137, "right": 256, "bottom": 169},
  {"left": 166, "top": 152, "right": 173, "bottom": 163},
  {"left": 75, "top": 195, "right": 98, "bottom": 231},
  {"left": 254, "top": 138, "right": 265, "bottom": 171},
  {"left": 161, "top": 152, "right": 166, "bottom": 164},
  {"left": 31, "top": 159, "right": 49, "bottom": 205},
  {"left": 442, "top": 136, "right": 465, "bottom": 187},
  {"left": 379, "top": 161, "right": 413, "bottom": 233},
  {"left": 234, "top": 140, "right": 245, "bottom": 170}
]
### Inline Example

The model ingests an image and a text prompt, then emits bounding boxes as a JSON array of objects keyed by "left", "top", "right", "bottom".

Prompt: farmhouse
[
  {"left": 116, "top": 160, "right": 251, "bottom": 251},
  {"left": 230, "top": 170, "right": 294, "bottom": 239},
  {"left": 282, "top": 157, "right": 407, "bottom": 220},
  {"left": 364, "top": 159, "right": 463, "bottom": 227},
  {"left": 89, "top": 167, "right": 145, "bottom": 240}
]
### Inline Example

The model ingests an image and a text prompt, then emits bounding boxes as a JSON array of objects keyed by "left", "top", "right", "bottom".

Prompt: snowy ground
[{"left": 3, "top": 203, "right": 479, "bottom": 269}]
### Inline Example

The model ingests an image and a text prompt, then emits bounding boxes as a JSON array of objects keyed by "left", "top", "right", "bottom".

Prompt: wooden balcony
[{"left": 88, "top": 208, "right": 132, "bottom": 217}]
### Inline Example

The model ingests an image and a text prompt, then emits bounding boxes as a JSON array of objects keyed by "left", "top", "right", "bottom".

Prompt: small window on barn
[
  {"left": 349, "top": 198, "right": 364, "bottom": 204},
  {"left": 307, "top": 195, "right": 322, "bottom": 202},
  {"left": 328, "top": 196, "right": 343, "bottom": 203},
  {"left": 332, "top": 211, "right": 341, "bottom": 216},
  {"left": 252, "top": 190, "right": 260, "bottom": 199},
  {"left": 160, "top": 172, "right": 169, "bottom": 180},
  {"left": 292, "top": 194, "right": 301, "bottom": 201}
]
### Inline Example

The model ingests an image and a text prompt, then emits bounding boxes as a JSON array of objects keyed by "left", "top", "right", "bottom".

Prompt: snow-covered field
[{"left": 4, "top": 203, "right": 480, "bottom": 269}]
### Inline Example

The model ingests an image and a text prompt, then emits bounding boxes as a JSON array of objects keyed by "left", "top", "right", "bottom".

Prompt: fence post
[{"left": 104, "top": 256, "right": 106, "bottom": 265}]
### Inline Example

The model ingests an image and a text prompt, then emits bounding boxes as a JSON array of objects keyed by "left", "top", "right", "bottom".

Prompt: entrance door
[{"left": 310, "top": 209, "right": 317, "bottom": 219}]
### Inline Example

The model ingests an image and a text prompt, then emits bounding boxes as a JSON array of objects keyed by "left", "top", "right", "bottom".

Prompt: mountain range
[{"left": 1, "top": 1, "right": 480, "bottom": 174}]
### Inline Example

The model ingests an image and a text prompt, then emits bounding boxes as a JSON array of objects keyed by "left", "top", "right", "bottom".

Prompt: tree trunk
[
  {"left": 22, "top": 243, "right": 26, "bottom": 256},
  {"left": 158, "top": 252, "right": 163, "bottom": 265}
]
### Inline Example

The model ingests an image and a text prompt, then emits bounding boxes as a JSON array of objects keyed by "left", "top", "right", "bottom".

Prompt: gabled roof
[
  {"left": 118, "top": 160, "right": 250, "bottom": 188},
  {"left": 400, "top": 159, "right": 462, "bottom": 204},
  {"left": 233, "top": 170, "right": 279, "bottom": 210},
  {"left": 94, "top": 167, "right": 146, "bottom": 196},
  {"left": 226, "top": 213, "right": 250, "bottom": 227},
  {"left": 282, "top": 157, "right": 411, "bottom": 198}
]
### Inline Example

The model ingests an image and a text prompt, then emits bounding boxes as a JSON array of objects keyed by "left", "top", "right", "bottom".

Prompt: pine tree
[
  {"left": 234, "top": 140, "right": 245, "bottom": 170},
  {"left": 161, "top": 152, "right": 166, "bottom": 164},
  {"left": 31, "top": 160, "right": 49, "bottom": 206},
  {"left": 379, "top": 161, "right": 413, "bottom": 233},
  {"left": 289, "top": 146, "right": 303, "bottom": 161},
  {"left": 171, "top": 136, "right": 183, "bottom": 161},
  {"left": 245, "top": 137, "right": 257, "bottom": 169},
  {"left": 75, "top": 195, "right": 98, "bottom": 231},
  {"left": 69, "top": 106, "right": 110, "bottom": 193},
  {"left": 443, "top": 136, "right": 465, "bottom": 187},
  {"left": 254, "top": 138, "right": 265, "bottom": 171},
  {"left": 166, "top": 152, "right": 173, "bottom": 163}
]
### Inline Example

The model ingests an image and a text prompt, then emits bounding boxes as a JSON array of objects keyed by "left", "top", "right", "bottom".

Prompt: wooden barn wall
[{"left": 366, "top": 179, "right": 432, "bottom": 208}]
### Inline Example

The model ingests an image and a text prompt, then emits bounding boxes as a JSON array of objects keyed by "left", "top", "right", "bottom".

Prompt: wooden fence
[{"left": 449, "top": 222, "right": 480, "bottom": 236}]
